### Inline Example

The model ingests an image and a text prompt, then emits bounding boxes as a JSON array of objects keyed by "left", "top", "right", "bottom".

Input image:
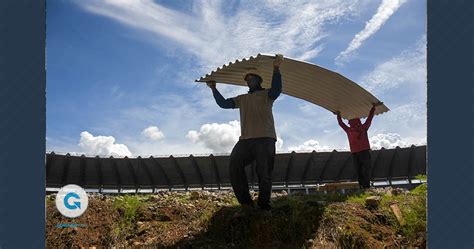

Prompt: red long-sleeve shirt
[{"left": 337, "top": 106, "right": 375, "bottom": 153}]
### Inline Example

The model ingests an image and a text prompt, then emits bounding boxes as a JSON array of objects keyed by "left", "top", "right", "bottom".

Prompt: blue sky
[{"left": 46, "top": 0, "right": 426, "bottom": 157}]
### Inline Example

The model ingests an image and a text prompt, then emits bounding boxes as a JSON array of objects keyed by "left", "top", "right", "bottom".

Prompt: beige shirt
[{"left": 232, "top": 89, "right": 277, "bottom": 140}]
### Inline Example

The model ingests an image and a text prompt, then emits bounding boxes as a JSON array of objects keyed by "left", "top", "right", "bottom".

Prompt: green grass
[
  {"left": 415, "top": 174, "right": 427, "bottom": 181},
  {"left": 399, "top": 184, "right": 426, "bottom": 238},
  {"left": 377, "top": 183, "right": 426, "bottom": 240},
  {"left": 113, "top": 195, "right": 144, "bottom": 221},
  {"left": 111, "top": 195, "right": 145, "bottom": 239},
  {"left": 346, "top": 191, "right": 373, "bottom": 205},
  {"left": 314, "top": 184, "right": 427, "bottom": 247}
]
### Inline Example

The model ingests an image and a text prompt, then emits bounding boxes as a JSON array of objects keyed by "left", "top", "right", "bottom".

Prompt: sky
[{"left": 46, "top": 0, "right": 427, "bottom": 157}]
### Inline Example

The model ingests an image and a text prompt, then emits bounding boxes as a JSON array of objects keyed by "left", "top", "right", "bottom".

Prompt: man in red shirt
[{"left": 335, "top": 102, "right": 383, "bottom": 189}]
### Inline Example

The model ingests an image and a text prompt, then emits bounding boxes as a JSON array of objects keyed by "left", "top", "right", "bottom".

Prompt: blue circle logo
[{"left": 55, "top": 184, "right": 88, "bottom": 218}]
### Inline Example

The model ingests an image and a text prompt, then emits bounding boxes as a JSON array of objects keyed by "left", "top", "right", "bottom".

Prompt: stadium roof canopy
[{"left": 195, "top": 54, "right": 389, "bottom": 120}]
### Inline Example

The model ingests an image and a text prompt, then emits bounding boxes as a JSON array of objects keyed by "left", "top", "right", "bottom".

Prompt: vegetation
[
  {"left": 316, "top": 182, "right": 427, "bottom": 248},
  {"left": 46, "top": 184, "right": 427, "bottom": 248},
  {"left": 111, "top": 195, "right": 145, "bottom": 240}
]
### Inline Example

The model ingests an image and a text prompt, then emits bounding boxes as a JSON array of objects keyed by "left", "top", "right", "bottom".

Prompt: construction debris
[
  {"left": 365, "top": 196, "right": 382, "bottom": 208},
  {"left": 390, "top": 203, "right": 406, "bottom": 226}
]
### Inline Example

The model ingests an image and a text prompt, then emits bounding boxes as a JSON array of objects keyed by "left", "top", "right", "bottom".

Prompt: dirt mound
[
  {"left": 46, "top": 185, "right": 426, "bottom": 248},
  {"left": 46, "top": 191, "right": 240, "bottom": 248},
  {"left": 46, "top": 195, "right": 118, "bottom": 248},
  {"left": 313, "top": 185, "right": 426, "bottom": 248},
  {"left": 314, "top": 202, "right": 401, "bottom": 248}
]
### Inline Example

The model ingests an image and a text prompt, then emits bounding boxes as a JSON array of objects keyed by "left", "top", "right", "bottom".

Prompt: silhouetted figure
[
  {"left": 335, "top": 102, "right": 382, "bottom": 189},
  {"left": 206, "top": 55, "right": 284, "bottom": 217}
]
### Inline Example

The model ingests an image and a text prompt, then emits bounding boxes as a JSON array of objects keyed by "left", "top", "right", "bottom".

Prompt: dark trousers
[
  {"left": 352, "top": 150, "right": 372, "bottom": 189},
  {"left": 229, "top": 137, "right": 276, "bottom": 210}
]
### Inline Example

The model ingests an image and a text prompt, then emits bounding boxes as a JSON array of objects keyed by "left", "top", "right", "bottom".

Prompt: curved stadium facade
[{"left": 45, "top": 145, "right": 426, "bottom": 193}]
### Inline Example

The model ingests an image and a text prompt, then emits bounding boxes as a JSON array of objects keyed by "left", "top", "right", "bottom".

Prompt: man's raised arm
[
  {"left": 207, "top": 81, "right": 235, "bottom": 109},
  {"left": 268, "top": 54, "right": 283, "bottom": 100},
  {"left": 335, "top": 111, "right": 349, "bottom": 131},
  {"left": 362, "top": 102, "right": 382, "bottom": 130}
]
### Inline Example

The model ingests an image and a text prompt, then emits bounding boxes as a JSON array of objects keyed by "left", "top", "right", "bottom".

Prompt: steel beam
[
  {"left": 285, "top": 152, "right": 296, "bottom": 187},
  {"left": 110, "top": 157, "right": 121, "bottom": 192},
  {"left": 138, "top": 156, "right": 156, "bottom": 192},
  {"left": 60, "top": 153, "right": 72, "bottom": 186},
  {"left": 318, "top": 150, "right": 337, "bottom": 182},
  {"left": 170, "top": 156, "right": 188, "bottom": 190},
  {"left": 301, "top": 151, "right": 316, "bottom": 186},
  {"left": 407, "top": 145, "right": 416, "bottom": 185},
  {"left": 150, "top": 156, "right": 172, "bottom": 190},
  {"left": 189, "top": 155, "right": 205, "bottom": 189},
  {"left": 79, "top": 155, "right": 86, "bottom": 187},
  {"left": 336, "top": 154, "right": 353, "bottom": 181},
  {"left": 210, "top": 155, "right": 221, "bottom": 190},
  {"left": 370, "top": 147, "right": 385, "bottom": 181},
  {"left": 387, "top": 147, "right": 400, "bottom": 185},
  {"left": 125, "top": 157, "right": 139, "bottom": 192},
  {"left": 95, "top": 156, "right": 103, "bottom": 193}
]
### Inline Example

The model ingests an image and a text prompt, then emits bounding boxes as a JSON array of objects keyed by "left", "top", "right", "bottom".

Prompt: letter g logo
[
  {"left": 64, "top": 192, "right": 81, "bottom": 210},
  {"left": 56, "top": 184, "right": 88, "bottom": 218}
]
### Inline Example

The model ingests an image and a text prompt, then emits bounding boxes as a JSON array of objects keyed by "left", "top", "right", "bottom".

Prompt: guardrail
[{"left": 46, "top": 145, "right": 426, "bottom": 193}]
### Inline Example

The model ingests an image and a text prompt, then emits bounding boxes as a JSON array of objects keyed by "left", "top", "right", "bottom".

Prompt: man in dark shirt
[
  {"left": 335, "top": 102, "right": 382, "bottom": 189},
  {"left": 206, "top": 55, "right": 283, "bottom": 216}
]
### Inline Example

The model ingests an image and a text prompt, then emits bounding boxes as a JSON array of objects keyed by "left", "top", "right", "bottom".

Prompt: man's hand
[
  {"left": 373, "top": 101, "right": 383, "bottom": 107},
  {"left": 273, "top": 54, "right": 284, "bottom": 68},
  {"left": 206, "top": 80, "right": 216, "bottom": 89}
]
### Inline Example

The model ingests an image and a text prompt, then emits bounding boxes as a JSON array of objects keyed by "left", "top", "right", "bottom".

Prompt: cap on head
[{"left": 244, "top": 68, "right": 262, "bottom": 81}]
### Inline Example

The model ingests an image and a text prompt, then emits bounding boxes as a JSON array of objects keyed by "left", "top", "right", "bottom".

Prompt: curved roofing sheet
[{"left": 195, "top": 53, "right": 389, "bottom": 119}]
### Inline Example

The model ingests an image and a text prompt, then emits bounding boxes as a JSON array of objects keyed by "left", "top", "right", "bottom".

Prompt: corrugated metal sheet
[{"left": 195, "top": 53, "right": 390, "bottom": 120}]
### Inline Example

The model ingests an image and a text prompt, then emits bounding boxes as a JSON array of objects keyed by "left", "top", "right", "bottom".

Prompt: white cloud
[
  {"left": 369, "top": 133, "right": 408, "bottom": 149},
  {"left": 336, "top": 0, "right": 407, "bottom": 64},
  {"left": 75, "top": 0, "right": 364, "bottom": 70},
  {"left": 141, "top": 126, "right": 165, "bottom": 141},
  {"left": 288, "top": 139, "right": 331, "bottom": 152},
  {"left": 186, "top": 120, "right": 241, "bottom": 152},
  {"left": 276, "top": 138, "right": 284, "bottom": 152},
  {"left": 359, "top": 36, "right": 426, "bottom": 95},
  {"left": 78, "top": 131, "right": 132, "bottom": 157},
  {"left": 415, "top": 137, "right": 426, "bottom": 146},
  {"left": 186, "top": 120, "right": 283, "bottom": 153},
  {"left": 370, "top": 102, "right": 426, "bottom": 141}
]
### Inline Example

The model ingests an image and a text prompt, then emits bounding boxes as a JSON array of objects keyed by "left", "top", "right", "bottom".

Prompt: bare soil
[{"left": 46, "top": 187, "right": 426, "bottom": 249}]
